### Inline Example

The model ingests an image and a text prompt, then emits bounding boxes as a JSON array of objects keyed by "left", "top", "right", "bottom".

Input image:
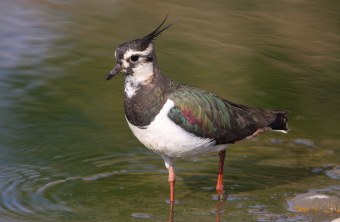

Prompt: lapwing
[{"left": 106, "top": 16, "right": 289, "bottom": 203}]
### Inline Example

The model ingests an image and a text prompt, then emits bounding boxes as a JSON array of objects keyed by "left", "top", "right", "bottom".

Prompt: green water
[{"left": 0, "top": 0, "right": 339, "bottom": 221}]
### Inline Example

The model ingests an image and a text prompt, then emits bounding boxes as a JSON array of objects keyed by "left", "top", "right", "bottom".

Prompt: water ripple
[
  {"left": 0, "top": 164, "right": 71, "bottom": 218},
  {"left": 36, "top": 169, "right": 128, "bottom": 194}
]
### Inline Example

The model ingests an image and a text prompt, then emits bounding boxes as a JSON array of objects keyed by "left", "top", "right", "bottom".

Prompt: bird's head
[{"left": 106, "top": 15, "right": 178, "bottom": 80}]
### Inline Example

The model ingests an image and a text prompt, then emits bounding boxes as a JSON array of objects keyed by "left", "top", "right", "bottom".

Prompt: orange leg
[
  {"left": 168, "top": 165, "right": 176, "bottom": 203},
  {"left": 216, "top": 150, "right": 226, "bottom": 199}
]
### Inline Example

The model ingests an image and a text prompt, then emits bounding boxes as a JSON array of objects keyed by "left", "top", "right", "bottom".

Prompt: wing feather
[{"left": 167, "top": 85, "right": 286, "bottom": 144}]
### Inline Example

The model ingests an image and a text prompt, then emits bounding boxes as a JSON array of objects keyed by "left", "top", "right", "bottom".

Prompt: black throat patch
[{"left": 124, "top": 71, "right": 170, "bottom": 127}]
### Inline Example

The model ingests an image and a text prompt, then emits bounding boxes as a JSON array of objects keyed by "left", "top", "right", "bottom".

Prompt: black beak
[{"left": 106, "top": 64, "right": 122, "bottom": 80}]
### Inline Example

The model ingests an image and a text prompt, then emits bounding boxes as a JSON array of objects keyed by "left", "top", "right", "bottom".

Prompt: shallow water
[{"left": 0, "top": 0, "right": 339, "bottom": 221}]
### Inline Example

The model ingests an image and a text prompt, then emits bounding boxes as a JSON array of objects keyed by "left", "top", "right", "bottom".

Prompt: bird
[{"left": 106, "top": 16, "right": 289, "bottom": 204}]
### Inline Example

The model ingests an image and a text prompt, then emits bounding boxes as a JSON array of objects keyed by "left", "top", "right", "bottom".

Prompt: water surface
[{"left": 0, "top": 0, "right": 339, "bottom": 221}]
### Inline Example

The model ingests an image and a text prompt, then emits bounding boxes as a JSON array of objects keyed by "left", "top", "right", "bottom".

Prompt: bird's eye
[{"left": 130, "top": 55, "right": 140, "bottom": 62}]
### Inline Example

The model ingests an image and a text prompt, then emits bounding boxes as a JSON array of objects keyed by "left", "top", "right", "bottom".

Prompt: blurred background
[{"left": 0, "top": 0, "right": 339, "bottom": 221}]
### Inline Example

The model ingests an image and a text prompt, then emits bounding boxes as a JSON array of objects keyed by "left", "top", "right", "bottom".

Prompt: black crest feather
[{"left": 142, "top": 15, "right": 181, "bottom": 42}]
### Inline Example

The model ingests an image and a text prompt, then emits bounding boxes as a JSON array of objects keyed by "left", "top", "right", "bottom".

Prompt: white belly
[{"left": 126, "top": 99, "right": 226, "bottom": 158}]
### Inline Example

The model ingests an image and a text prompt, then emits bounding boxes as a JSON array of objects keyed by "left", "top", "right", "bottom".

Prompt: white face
[
  {"left": 115, "top": 44, "right": 154, "bottom": 74},
  {"left": 117, "top": 45, "right": 155, "bottom": 98}
]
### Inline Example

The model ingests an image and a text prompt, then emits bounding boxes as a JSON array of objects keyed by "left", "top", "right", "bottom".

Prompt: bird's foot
[
  {"left": 165, "top": 199, "right": 180, "bottom": 205},
  {"left": 217, "top": 193, "right": 227, "bottom": 201},
  {"left": 212, "top": 193, "right": 228, "bottom": 201}
]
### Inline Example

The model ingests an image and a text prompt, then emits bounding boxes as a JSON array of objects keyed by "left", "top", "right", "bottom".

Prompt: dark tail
[{"left": 269, "top": 111, "right": 289, "bottom": 132}]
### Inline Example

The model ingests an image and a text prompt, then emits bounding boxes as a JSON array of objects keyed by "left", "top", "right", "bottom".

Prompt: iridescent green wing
[
  {"left": 167, "top": 85, "right": 278, "bottom": 144},
  {"left": 168, "top": 85, "right": 235, "bottom": 144}
]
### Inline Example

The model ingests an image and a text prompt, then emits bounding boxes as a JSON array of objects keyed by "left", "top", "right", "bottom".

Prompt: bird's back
[{"left": 167, "top": 83, "right": 289, "bottom": 144}]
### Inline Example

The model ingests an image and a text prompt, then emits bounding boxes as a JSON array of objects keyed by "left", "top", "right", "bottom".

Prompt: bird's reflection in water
[
  {"left": 215, "top": 200, "right": 226, "bottom": 222},
  {"left": 168, "top": 202, "right": 174, "bottom": 222},
  {"left": 167, "top": 196, "right": 227, "bottom": 222}
]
